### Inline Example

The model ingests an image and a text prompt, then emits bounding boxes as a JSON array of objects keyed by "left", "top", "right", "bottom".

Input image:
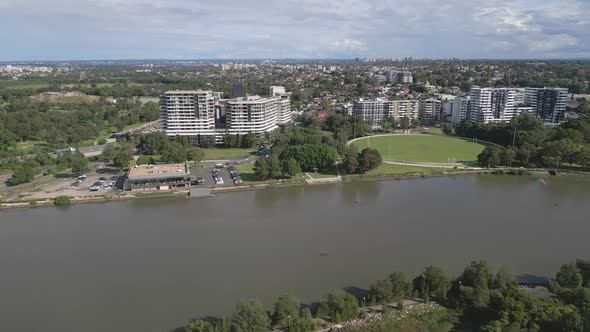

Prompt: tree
[
  {"left": 316, "top": 289, "right": 359, "bottom": 323},
  {"left": 271, "top": 295, "right": 299, "bottom": 329},
  {"left": 241, "top": 133, "right": 256, "bottom": 148},
  {"left": 161, "top": 141, "right": 187, "bottom": 163},
  {"left": 267, "top": 155, "right": 283, "bottom": 179},
  {"left": 477, "top": 146, "right": 502, "bottom": 168},
  {"left": 575, "top": 145, "right": 590, "bottom": 170},
  {"left": 413, "top": 266, "right": 450, "bottom": 300},
  {"left": 369, "top": 279, "right": 394, "bottom": 304},
  {"left": 291, "top": 308, "right": 315, "bottom": 332},
  {"left": 557, "top": 262, "right": 583, "bottom": 288},
  {"left": 136, "top": 155, "right": 155, "bottom": 165},
  {"left": 400, "top": 117, "right": 410, "bottom": 130},
  {"left": 441, "top": 123, "right": 454, "bottom": 135},
  {"left": 389, "top": 272, "right": 410, "bottom": 301},
  {"left": 7, "top": 165, "right": 34, "bottom": 186},
  {"left": 357, "top": 148, "right": 382, "bottom": 173},
  {"left": 186, "top": 319, "right": 212, "bottom": 332},
  {"left": 230, "top": 300, "right": 270, "bottom": 332},
  {"left": 499, "top": 148, "right": 516, "bottom": 166},
  {"left": 187, "top": 147, "right": 205, "bottom": 164},
  {"left": 341, "top": 146, "right": 359, "bottom": 174},
  {"left": 66, "top": 152, "right": 89, "bottom": 175},
  {"left": 139, "top": 131, "right": 168, "bottom": 155},
  {"left": 54, "top": 195, "right": 72, "bottom": 206},
  {"left": 282, "top": 158, "right": 301, "bottom": 178},
  {"left": 112, "top": 148, "right": 133, "bottom": 170},
  {"left": 254, "top": 157, "right": 270, "bottom": 180},
  {"left": 280, "top": 144, "right": 338, "bottom": 171}
]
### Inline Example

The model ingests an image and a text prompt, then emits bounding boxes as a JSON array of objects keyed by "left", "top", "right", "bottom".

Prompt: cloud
[
  {"left": 0, "top": 0, "right": 588, "bottom": 60},
  {"left": 333, "top": 39, "right": 365, "bottom": 52}
]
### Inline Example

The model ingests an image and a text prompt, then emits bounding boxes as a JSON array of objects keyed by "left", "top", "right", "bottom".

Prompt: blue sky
[{"left": 1, "top": 0, "right": 589, "bottom": 60}]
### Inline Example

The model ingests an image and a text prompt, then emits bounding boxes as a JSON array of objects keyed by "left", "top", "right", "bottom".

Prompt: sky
[{"left": 0, "top": 0, "right": 589, "bottom": 61}]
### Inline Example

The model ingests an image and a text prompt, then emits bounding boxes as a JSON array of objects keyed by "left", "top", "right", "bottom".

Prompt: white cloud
[{"left": 333, "top": 39, "right": 365, "bottom": 51}]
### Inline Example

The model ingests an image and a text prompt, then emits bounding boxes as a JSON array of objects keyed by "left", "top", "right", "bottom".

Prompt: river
[{"left": 1, "top": 175, "right": 589, "bottom": 332}]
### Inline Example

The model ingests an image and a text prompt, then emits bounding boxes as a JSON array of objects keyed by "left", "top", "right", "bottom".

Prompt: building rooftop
[
  {"left": 164, "top": 90, "right": 212, "bottom": 94},
  {"left": 127, "top": 163, "right": 190, "bottom": 180}
]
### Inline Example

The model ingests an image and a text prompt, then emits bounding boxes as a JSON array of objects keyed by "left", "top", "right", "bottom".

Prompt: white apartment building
[
  {"left": 450, "top": 96, "right": 470, "bottom": 124},
  {"left": 269, "top": 86, "right": 286, "bottom": 96},
  {"left": 161, "top": 88, "right": 292, "bottom": 141},
  {"left": 524, "top": 87, "right": 568, "bottom": 126},
  {"left": 353, "top": 98, "right": 392, "bottom": 126},
  {"left": 226, "top": 96, "right": 279, "bottom": 136},
  {"left": 391, "top": 100, "right": 420, "bottom": 121},
  {"left": 419, "top": 99, "right": 442, "bottom": 125},
  {"left": 468, "top": 87, "right": 520, "bottom": 124},
  {"left": 160, "top": 90, "right": 217, "bottom": 137}
]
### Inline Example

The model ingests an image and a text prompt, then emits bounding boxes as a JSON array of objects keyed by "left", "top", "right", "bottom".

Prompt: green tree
[
  {"left": 477, "top": 146, "right": 502, "bottom": 168},
  {"left": 241, "top": 133, "right": 256, "bottom": 148},
  {"left": 414, "top": 266, "right": 450, "bottom": 300},
  {"left": 282, "top": 158, "right": 301, "bottom": 178},
  {"left": 161, "top": 141, "right": 187, "bottom": 163},
  {"left": 389, "top": 272, "right": 410, "bottom": 301},
  {"left": 54, "top": 195, "right": 72, "bottom": 206},
  {"left": 441, "top": 123, "right": 454, "bottom": 135},
  {"left": 139, "top": 131, "right": 169, "bottom": 155},
  {"left": 575, "top": 145, "right": 590, "bottom": 170},
  {"left": 369, "top": 279, "right": 394, "bottom": 304},
  {"left": 254, "top": 157, "right": 270, "bottom": 180},
  {"left": 271, "top": 295, "right": 299, "bottom": 329},
  {"left": 230, "top": 300, "right": 270, "bottom": 332},
  {"left": 136, "top": 155, "right": 155, "bottom": 165},
  {"left": 557, "top": 262, "right": 583, "bottom": 288},
  {"left": 341, "top": 146, "right": 359, "bottom": 174},
  {"left": 187, "top": 147, "right": 205, "bottom": 164},
  {"left": 499, "top": 148, "right": 516, "bottom": 166},
  {"left": 317, "top": 289, "right": 359, "bottom": 323},
  {"left": 112, "top": 148, "right": 133, "bottom": 170},
  {"left": 67, "top": 152, "right": 89, "bottom": 175},
  {"left": 267, "top": 155, "right": 282, "bottom": 179},
  {"left": 7, "top": 165, "right": 34, "bottom": 186},
  {"left": 400, "top": 117, "right": 410, "bottom": 130},
  {"left": 357, "top": 148, "right": 382, "bottom": 173}
]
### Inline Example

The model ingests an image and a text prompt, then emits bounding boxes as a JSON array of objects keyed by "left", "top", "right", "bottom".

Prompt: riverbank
[{"left": 0, "top": 166, "right": 576, "bottom": 210}]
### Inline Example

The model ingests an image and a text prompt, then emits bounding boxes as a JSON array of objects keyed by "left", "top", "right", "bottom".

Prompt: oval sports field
[{"left": 350, "top": 135, "right": 487, "bottom": 164}]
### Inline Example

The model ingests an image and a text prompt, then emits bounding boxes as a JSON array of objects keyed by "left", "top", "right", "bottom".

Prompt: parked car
[
  {"left": 215, "top": 163, "right": 225, "bottom": 168},
  {"left": 89, "top": 186, "right": 100, "bottom": 192},
  {"left": 216, "top": 177, "right": 224, "bottom": 185},
  {"left": 196, "top": 177, "right": 205, "bottom": 185},
  {"left": 78, "top": 174, "right": 87, "bottom": 180}
]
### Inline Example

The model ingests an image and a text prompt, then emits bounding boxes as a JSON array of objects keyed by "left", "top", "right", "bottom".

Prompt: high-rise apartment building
[
  {"left": 160, "top": 90, "right": 217, "bottom": 137},
  {"left": 353, "top": 98, "right": 392, "bottom": 126},
  {"left": 419, "top": 99, "right": 442, "bottom": 125},
  {"left": 391, "top": 100, "right": 420, "bottom": 121},
  {"left": 161, "top": 88, "right": 292, "bottom": 141},
  {"left": 386, "top": 71, "right": 413, "bottom": 84},
  {"left": 226, "top": 96, "right": 279, "bottom": 136},
  {"left": 524, "top": 87, "right": 568, "bottom": 126},
  {"left": 450, "top": 96, "right": 470, "bottom": 124},
  {"left": 468, "top": 87, "right": 520, "bottom": 124}
]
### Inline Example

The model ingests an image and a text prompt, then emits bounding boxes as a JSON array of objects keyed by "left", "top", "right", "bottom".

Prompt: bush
[
  {"left": 7, "top": 165, "right": 34, "bottom": 186},
  {"left": 54, "top": 196, "right": 72, "bottom": 206}
]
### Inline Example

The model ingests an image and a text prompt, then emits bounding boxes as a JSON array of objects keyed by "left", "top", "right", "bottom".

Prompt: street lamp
[
  {"left": 288, "top": 315, "right": 291, "bottom": 331},
  {"left": 362, "top": 297, "right": 366, "bottom": 308}
]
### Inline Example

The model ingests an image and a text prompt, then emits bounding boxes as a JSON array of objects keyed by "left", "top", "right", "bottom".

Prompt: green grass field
[
  {"left": 351, "top": 135, "right": 486, "bottom": 163},
  {"left": 203, "top": 148, "right": 256, "bottom": 160}
]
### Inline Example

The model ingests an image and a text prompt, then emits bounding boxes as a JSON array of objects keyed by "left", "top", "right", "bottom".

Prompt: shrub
[{"left": 54, "top": 196, "right": 72, "bottom": 206}]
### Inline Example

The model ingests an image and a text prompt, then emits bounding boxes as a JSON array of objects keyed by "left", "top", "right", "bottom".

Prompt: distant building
[
  {"left": 387, "top": 71, "right": 413, "bottom": 84},
  {"left": 391, "top": 100, "right": 420, "bottom": 121},
  {"left": 450, "top": 96, "right": 470, "bottom": 124},
  {"left": 124, "top": 163, "right": 191, "bottom": 191},
  {"left": 269, "top": 86, "right": 286, "bottom": 96},
  {"left": 525, "top": 87, "right": 568, "bottom": 126},
  {"left": 419, "top": 99, "right": 442, "bottom": 125},
  {"left": 353, "top": 98, "right": 392, "bottom": 126}
]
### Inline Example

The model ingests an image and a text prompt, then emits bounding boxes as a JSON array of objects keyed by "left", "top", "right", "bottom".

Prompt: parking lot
[{"left": 191, "top": 162, "right": 249, "bottom": 188}]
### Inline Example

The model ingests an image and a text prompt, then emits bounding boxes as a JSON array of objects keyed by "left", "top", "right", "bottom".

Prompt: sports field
[{"left": 351, "top": 135, "right": 486, "bottom": 163}]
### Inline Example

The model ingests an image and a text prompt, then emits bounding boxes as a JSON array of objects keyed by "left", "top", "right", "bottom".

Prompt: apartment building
[
  {"left": 353, "top": 98, "right": 392, "bottom": 126},
  {"left": 226, "top": 96, "right": 279, "bottom": 136},
  {"left": 468, "top": 87, "right": 520, "bottom": 124},
  {"left": 161, "top": 87, "right": 292, "bottom": 141},
  {"left": 450, "top": 96, "right": 470, "bottom": 124},
  {"left": 525, "top": 87, "right": 568, "bottom": 126},
  {"left": 160, "top": 90, "right": 217, "bottom": 137},
  {"left": 391, "top": 100, "right": 420, "bottom": 121},
  {"left": 419, "top": 99, "right": 442, "bottom": 125}
]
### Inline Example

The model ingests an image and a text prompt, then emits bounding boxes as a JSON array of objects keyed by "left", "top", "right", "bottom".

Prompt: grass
[
  {"left": 0, "top": 80, "right": 49, "bottom": 90},
  {"left": 234, "top": 164, "right": 307, "bottom": 185},
  {"left": 307, "top": 167, "right": 339, "bottom": 179},
  {"left": 203, "top": 148, "right": 256, "bottom": 160},
  {"left": 364, "top": 163, "right": 453, "bottom": 176},
  {"left": 351, "top": 135, "right": 486, "bottom": 163}
]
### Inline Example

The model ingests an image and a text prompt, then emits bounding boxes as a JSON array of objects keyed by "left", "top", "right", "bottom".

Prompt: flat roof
[
  {"left": 164, "top": 90, "right": 211, "bottom": 94},
  {"left": 127, "top": 163, "right": 190, "bottom": 180}
]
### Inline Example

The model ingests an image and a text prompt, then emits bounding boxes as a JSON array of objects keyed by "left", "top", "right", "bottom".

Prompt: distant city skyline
[{"left": 1, "top": 0, "right": 589, "bottom": 61}]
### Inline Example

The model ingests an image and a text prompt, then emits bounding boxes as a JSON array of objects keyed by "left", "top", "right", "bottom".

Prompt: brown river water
[{"left": 1, "top": 175, "right": 589, "bottom": 332}]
